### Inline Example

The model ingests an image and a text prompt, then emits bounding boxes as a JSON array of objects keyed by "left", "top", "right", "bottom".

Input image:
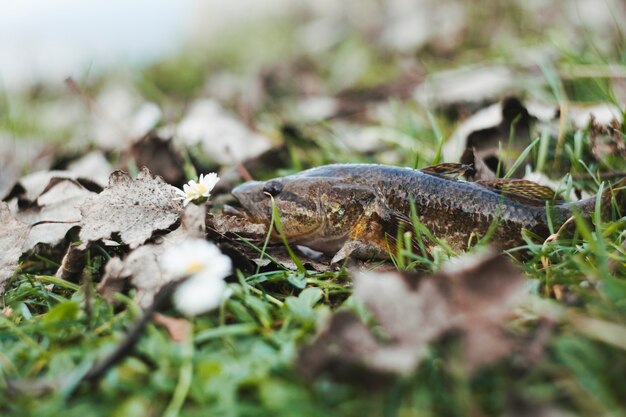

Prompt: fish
[{"left": 215, "top": 163, "right": 625, "bottom": 263}]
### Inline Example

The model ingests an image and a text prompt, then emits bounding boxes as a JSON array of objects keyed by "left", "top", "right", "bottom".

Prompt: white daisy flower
[
  {"left": 172, "top": 273, "right": 233, "bottom": 316},
  {"left": 174, "top": 172, "right": 220, "bottom": 207},
  {"left": 161, "top": 239, "right": 231, "bottom": 280},
  {"left": 160, "top": 239, "right": 233, "bottom": 316}
]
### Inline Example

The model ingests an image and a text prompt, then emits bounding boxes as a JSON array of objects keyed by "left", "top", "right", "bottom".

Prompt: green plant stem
[{"left": 163, "top": 334, "right": 194, "bottom": 417}]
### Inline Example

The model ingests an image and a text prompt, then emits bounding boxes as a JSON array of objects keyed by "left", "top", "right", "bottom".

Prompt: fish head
[
  {"left": 230, "top": 177, "right": 326, "bottom": 242},
  {"left": 230, "top": 175, "right": 375, "bottom": 252}
]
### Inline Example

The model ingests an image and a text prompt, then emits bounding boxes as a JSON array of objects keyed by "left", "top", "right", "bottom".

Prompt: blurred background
[
  {"left": 2, "top": 0, "right": 624, "bottom": 90},
  {"left": 1, "top": 0, "right": 625, "bottom": 193}
]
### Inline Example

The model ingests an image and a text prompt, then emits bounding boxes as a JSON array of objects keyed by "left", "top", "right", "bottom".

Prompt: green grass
[{"left": 3, "top": 2, "right": 626, "bottom": 416}]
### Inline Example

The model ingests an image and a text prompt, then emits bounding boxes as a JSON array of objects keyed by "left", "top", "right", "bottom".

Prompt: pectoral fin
[{"left": 330, "top": 214, "right": 391, "bottom": 264}]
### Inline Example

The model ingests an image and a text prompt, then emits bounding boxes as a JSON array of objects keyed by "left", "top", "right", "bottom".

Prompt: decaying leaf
[
  {"left": 97, "top": 204, "right": 205, "bottom": 307},
  {"left": 0, "top": 203, "right": 30, "bottom": 292},
  {"left": 0, "top": 135, "right": 56, "bottom": 200},
  {"left": 568, "top": 103, "right": 623, "bottom": 130},
  {"left": 460, "top": 147, "right": 497, "bottom": 181},
  {"left": 67, "top": 151, "right": 113, "bottom": 188},
  {"left": 589, "top": 117, "right": 626, "bottom": 161},
  {"left": 177, "top": 99, "right": 272, "bottom": 165},
  {"left": 90, "top": 84, "right": 162, "bottom": 151},
  {"left": 129, "top": 134, "right": 186, "bottom": 185},
  {"left": 152, "top": 312, "right": 192, "bottom": 342},
  {"left": 415, "top": 66, "right": 517, "bottom": 110},
  {"left": 445, "top": 97, "right": 533, "bottom": 177},
  {"left": 297, "top": 311, "right": 404, "bottom": 386},
  {"left": 3, "top": 170, "right": 102, "bottom": 206},
  {"left": 79, "top": 168, "right": 182, "bottom": 249},
  {"left": 297, "top": 250, "right": 526, "bottom": 382},
  {"left": 16, "top": 178, "right": 95, "bottom": 251}
]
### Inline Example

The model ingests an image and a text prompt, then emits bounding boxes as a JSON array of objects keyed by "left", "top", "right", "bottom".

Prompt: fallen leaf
[
  {"left": 297, "top": 311, "right": 402, "bottom": 386},
  {"left": 588, "top": 117, "right": 626, "bottom": 162},
  {"left": 152, "top": 312, "right": 192, "bottom": 342},
  {"left": 379, "top": 1, "right": 465, "bottom": 53},
  {"left": 129, "top": 134, "right": 186, "bottom": 185},
  {"left": 177, "top": 99, "right": 272, "bottom": 165},
  {"left": 568, "top": 103, "right": 623, "bottom": 130},
  {"left": 415, "top": 66, "right": 517, "bottom": 110},
  {"left": 445, "top": 97, "right": 534, "bottom": 177},
  {"left": 293, "top": 96, "right": 338, "bottom": 122},
  {"left": 98, "top": 204, "right": 205, "bottom": 307},
  {"left": 67, "top": 151, "right": 113, "bottom": 188},
  {"left": 79, "top": 168, "right": 182, "bottom": 249},
  {"left": 15, "top": 178, "right": 94, "bottom": 251},
  {"left": 460, "top": 147, "right": 497, "bottom": 181},
  {"left": 0, "top": 203, "right": 30, "bottom": 292},
  {"left": 3, "top": 170, "right": 102, "bottom": 206},
  {"left": 0, "top": 135, "right": 56, "bottom": 200},
  {"left": 297, "top": 250, "right": 526, "bottom": 382},
  {"left": 90, "top": 85, "right": 162, "bottom": 150}
]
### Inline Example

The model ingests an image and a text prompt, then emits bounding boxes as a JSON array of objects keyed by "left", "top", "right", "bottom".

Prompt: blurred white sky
[
  {"left": 0, "top": 0, "right": 306, "bottom": 91},
  {"left": 0, "top": 0, "right": 195, "bottom": 90},
  {"left": 0, "top": 0, "right": 622, "bottom": 92}
]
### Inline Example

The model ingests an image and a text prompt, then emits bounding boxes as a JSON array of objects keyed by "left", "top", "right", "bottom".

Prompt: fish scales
[
  {"left": 296, "top": 164, "right": 554, "bottom": 248},
  {"left": 221, "top": 163, "right": 617, "bottom": 262}
]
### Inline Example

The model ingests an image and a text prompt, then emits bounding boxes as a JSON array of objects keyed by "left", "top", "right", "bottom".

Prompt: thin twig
[{"left": 82, "top": 281, "right": 180, "bottom": 383}]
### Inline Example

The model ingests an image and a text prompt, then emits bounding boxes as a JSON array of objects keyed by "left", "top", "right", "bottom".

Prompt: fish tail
[{"left": 568, "top": 177, "right": 626, "bottom": 219}]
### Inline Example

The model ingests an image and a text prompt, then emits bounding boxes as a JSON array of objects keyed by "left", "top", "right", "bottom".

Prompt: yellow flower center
[{"left": 185, "top": 261, "right": 205, "bottom": 274}]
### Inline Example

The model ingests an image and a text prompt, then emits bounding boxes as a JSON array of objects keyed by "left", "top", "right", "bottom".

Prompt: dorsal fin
[
  {"left": 476, "top": 179, "right": 561, "bottom": 206},
  {"left": 421, "top": 163, "right": 475, "bottom": 179}
]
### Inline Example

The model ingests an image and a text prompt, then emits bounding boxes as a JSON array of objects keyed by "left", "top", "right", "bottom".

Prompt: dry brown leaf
[
  {"left": 3, "top": 170, "right": 103, "bottom": 205},
  {"left": 444, "top": 97, "right": 533, "bottom": 177},
  {"left": 128, "top": 134, "right": 185, "bottom": 185},
  {"left": 16, "top": 178, "right": 94, "bottom": 251},
  {"left": 95, "top": 257, "right": 128, "bottom": 301},
  {"left": 152, "top": 312, "right": 192, "bottom": 342},
  {"left": 79, "top": 168, "right": 182, "bottom": 249},
  {"left": 297, "top": 310, "right": 424, "bottom": 385},
  {"left": 460, "top": 147, "right": 497, "bottom": 181},
  {"left": 0, "top": 136, "right": 55, "bottom": 200},
  {"left": 177, "top": 99, "right": 272, "bottom": 165},
  {"left": 97, "top": 204, "right": 205, "bottom": 307},
  {"left": 67, "top": 151, "right": 113, "bottom": 188},
  {"left": 0, "top": 203, "right": 30, "bottom": 292},
  {"left": 414, "top": 66, "right": 517, "bottom": 110},
  {"left": 298, "top": 250, "right": 526, "bottom": 382}
]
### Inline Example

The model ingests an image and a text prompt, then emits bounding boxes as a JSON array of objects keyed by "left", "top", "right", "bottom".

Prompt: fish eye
[{"left": 263, "top": 180, "right": 283, "bottom": 196}]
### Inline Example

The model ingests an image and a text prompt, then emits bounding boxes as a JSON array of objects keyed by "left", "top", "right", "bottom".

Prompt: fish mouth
[
  {"left": 223, "top": 203, "right": 247, "bottom": 218},
  {"left": 228, "top": 180, "right": 268, "bottom": 222}
]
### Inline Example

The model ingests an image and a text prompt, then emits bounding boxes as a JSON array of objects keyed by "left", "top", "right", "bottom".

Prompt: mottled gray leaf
[
  {"left": 298, "top": 250, "right": 526, "bottom": 382},
  {"left": 16, "top": 179, "right": 94, "bottom": 250},
  {"left": 67, "top": 151, "right": 113, "bottom": 187},
  {"left": 3, "top": 170, "right": 103, "bottom": 205},
  {"left": 445, "top": 97, "right": 533, "bottom": 177},
  {"left": 0, "top": 203, "right": 29, "bottom": 292},
  {"left": 98, "top": 204, "right": 205, "bottom": 307},
  {"left": 79, "top": 168, "right": 182, "bottom": 249},
  {"left": 178, "top": 99, "right": 271, "bottom": 164}
]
